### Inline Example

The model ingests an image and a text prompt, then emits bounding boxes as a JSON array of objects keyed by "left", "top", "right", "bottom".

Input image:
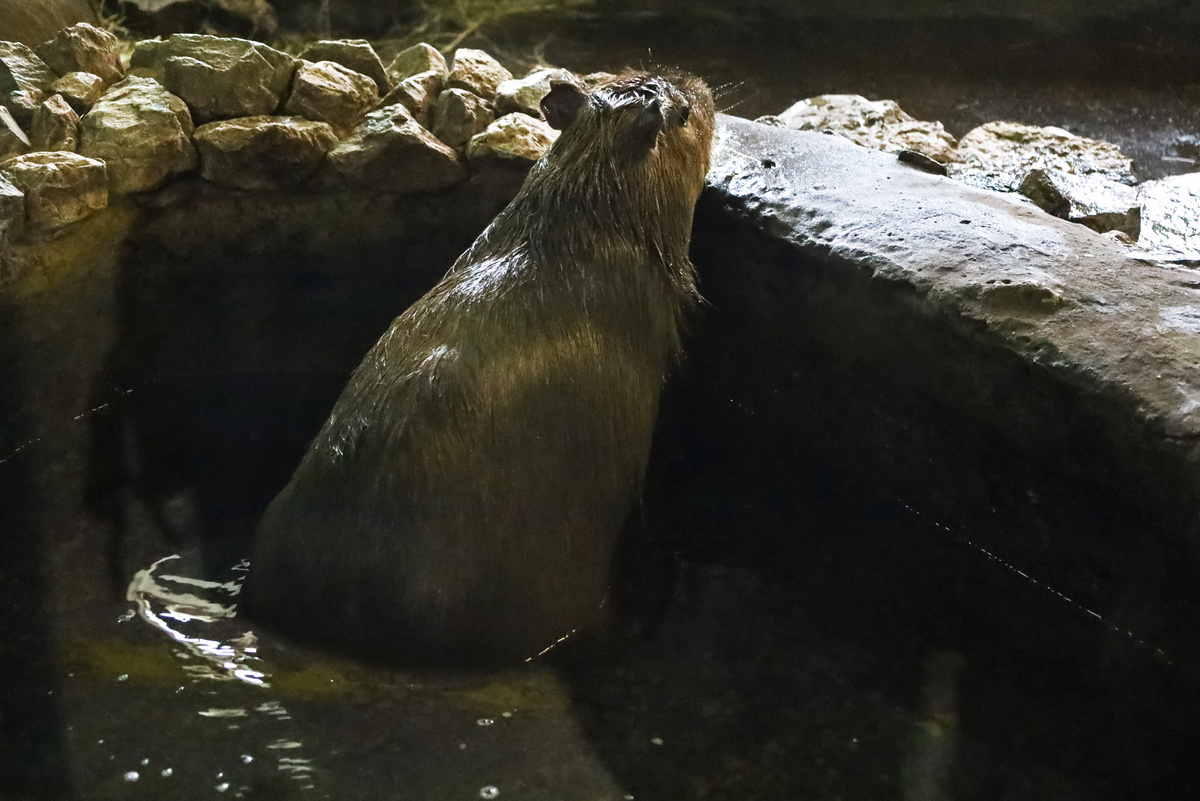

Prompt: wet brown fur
[{"left": 242, "top": 70, "right": 715, "bottom": 665}]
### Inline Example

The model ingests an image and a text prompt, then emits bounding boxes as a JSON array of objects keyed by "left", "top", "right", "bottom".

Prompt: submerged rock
[
  {"left": 29, "top": 93, "right": 79, "bottom": 151},
  {"left": 299, "top": 39, "right": 389, "bottom": 95},
  {"left": 193, "top": 115, "right": 339, "bottom": 190},
  {"left": 466, "top": 112, "right": 558, "bottom": 168},
  {"left": 34, "top": 22, "right": 123, "bottom": 84},
  {"left": 1018, "top": 168, "right": 1140, "bottom": 239},
  {"left": 79, "top": 76, "right": 197, "bottom": 194},
  {"left": 385, "top": 43, "right": 447, "bottom": 87},
  {"left": 0, "top": 150, "right": 106, "bottom": 231},
  {"left": 50, "top": 70, "right": 106, "bottom": 114},
  {"left": 446, "top": 48, "right": 512, "bottom": 100},
  {"left": 432, "top": 88, "right": 492, "bottom": 150},
  {"left": 955, "top": 121, "right": 1135, "bottom": 190},
  {"left": 0, "top": 41, "right": 58, "bottom": 125},
  {"left": 0, "top": 105, "right": 31, "bottom": 160},
  {"left": 327, "top": 103, "right": 466, "bottom": 193},
  {"left": 160, "top": 34, "right": 296, "bottom": 123},
  {"left": 494, "top": 68, "right": 576, "bottom": 118},
  {"left": 778, "top": 94, "right": 961, "bottom": 165},
  {"left": 284, "top": 59, "right": 379, "bottom": 135}
]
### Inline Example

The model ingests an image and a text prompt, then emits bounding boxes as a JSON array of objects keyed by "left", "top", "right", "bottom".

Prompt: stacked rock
[{"left": 1, "top": 25, "right": 572, "bottom": 245}]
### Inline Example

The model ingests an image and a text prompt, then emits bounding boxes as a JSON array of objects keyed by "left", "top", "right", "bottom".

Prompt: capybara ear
[
  {"left": 542, "top": 81, "right": 587, "bottom": 130},
  {"left": 627, "top": 96, "right": 666, "bottom": 158}
]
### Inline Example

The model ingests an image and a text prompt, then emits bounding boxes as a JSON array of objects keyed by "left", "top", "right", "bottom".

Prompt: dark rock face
[{"left": 666, "top": 116, "right": 1200, "bottom": 662}]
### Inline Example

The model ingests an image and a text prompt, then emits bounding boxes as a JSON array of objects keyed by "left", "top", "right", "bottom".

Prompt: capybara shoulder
[{"left": 242, "top": 69, "right": 715, "bottom": 666}]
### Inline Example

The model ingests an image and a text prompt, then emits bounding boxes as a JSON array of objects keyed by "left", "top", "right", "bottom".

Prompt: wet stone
[
  {"left": 467, "top": 112, "right": 558, "bottom": 168},
  {"left": 778, "top": 94, "right": 961, "bottom": 164},
  {"left": 284, "top": 59, "right": 379, "bottom": 135},
  {"left": 494, "top": 67, "right": 576, "bottom": 118},
  {"left": 0, "top": 105, "right": 31, "bottom": 161},
  {"left": 0, "top": 150, "right": 107, "bottom": 231},
  {"left": 377, "top": 69, "right": 442, "bottom": 129},
  {"left": 79, "top": 76, "right": 198, "bottom": 194},
  {"left": 955, "top": 121, "right": 1135, "bottom": 190},
  {"left": 1019, "top": 168, "right": 1141, "bottom": 239},
  {"left": 432, "top": 88, "right": 492, "bottom": 150},
  {"left": 161, "top": 34, "right": 296, "bottom": 123},
  {"left": 0, "top": 41, "right": 57, "bottom": 125},
  {"left": 327, "top": 103, "right": 467, "bottom": 193},
  {"left": 34, "top": 22, "right": 123, "bottom": 84},
  {"left": 50, "top": 71, "right": 105, "bottom": 114},
  {"left": 299, "top": 39, "right": 389, "bottom": 95},
  {"left": 447, "top": 48, "right": 512, "bottom": 100},
  {"left": 386, "top": 42, "right": 447, "bottom": 86},
  {"left": 0, "top": 172, "right": 24, "bottom": 245},
  {"left": 30, "top": 93, "right": 79, "bottom": 152},
  {"left": 193, "top": 115, "right": 338, "bottom": 190}
]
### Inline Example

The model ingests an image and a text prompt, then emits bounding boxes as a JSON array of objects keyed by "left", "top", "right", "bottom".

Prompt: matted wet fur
[{"left": 242, "top": 70, "right": 715, "bottom": 665}]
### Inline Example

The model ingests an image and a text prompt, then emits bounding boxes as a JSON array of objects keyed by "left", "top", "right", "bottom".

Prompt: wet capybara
[{"left": 242, "top": 70, "right": 716, "bottom": 665}]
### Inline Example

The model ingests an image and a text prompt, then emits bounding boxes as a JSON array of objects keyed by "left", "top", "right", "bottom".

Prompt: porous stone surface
[
  {"left": 34, "top": 22, "right": 123, "bottom": 84},
  {"left": 79, "top": 76, "right": 198, "bottom": 194},
  {"left": 446, "top": 48, "right": 511, "bottom": 100},
  {"left": 193, "top": 115, "right": 339, "bottom": 190},
  {"left": 327, "top": 103, "right": 466, "bottom": 193},
  {"left": 466, "top": 112, "right": 558, "bottom": 167},
  {"left": 494, "top": 67, "right": 575, "bottom": 118},
  {"left": 0, "top": 150, "right": 106, "bottom": 230},
  {"left": 29, "top": 93, "right": 79, "bottom": 151},
  {"left": 432, "top": 87, "right": 492, "bottom": 149},
  {"left": 50, "top": 70, "right": 105, "bottom": 114},
  {"left": 0, "top": 41, "right": 58, "bottom": 124},
  {"left": 1019, "top": 168, "right": 1141, "bottom": 239},
  {"left": 778, "top": 94, "right": 961, "bottom": 165},
  {"left": 160, "top": 34, "right": 296, "bottom": 123},
  {"left": 955, "top": 120, "right": 1135, "bottom": 190},
  {"left": 299, "top": 39, "right": 389, "bottom": 94},
  {"left": 377, "top": 69, "right": 442, "bottom": 128},
  {"left": 682, "top": 116, "right": 1200, "bottom": 658},
  {"left": 1136, "top": 171, "right": 1200, "bottom": 257},
  {"left": 0, "top": 104, "right": 30, "bottom": 160},
  {"left": 284, "top": 59, "right": 379, "bottom": 134},
  {"left": 0, "top": 171, "right": 24, "bottom": 244},
  {"left": 385, "top": 42, "right": 447, "bottom": 86}
]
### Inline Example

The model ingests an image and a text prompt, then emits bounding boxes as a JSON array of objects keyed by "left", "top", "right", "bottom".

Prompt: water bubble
[
  {"left": 124, "top": 771, "right": 139, "bottom": 782},
  {"left": 161, "top": 768, "right": 174, "bottom": 778},
  {"left": 650, "top": 737, "right": 663, "bottom": 746},
  {"left": 476, "top": 718, "right": 494, "bottom": 727},
  {"left": 140, "top": 758, "right": 149, "bottom": 766},
  {"left": 117, "top": 674, "right": 129, "bottom": 682},
  {"left": 501, "top": 711, "right": 512, "bottom": 718},
  {"left": 241, "top": 754, "right": 254, "bottom": 763},
  {"left": 216, "top": 782, "right": 230, "bottom": 792},
  {"left": 479, "top": 786, "right": 500, "bottom": 799}
]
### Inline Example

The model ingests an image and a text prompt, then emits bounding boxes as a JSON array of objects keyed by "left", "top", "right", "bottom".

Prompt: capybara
[{"left": 242, "top": 69, "right": 715, "bottom": 665}]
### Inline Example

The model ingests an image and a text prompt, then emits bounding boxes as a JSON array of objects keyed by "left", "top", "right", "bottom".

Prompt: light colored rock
[
  {"left": 0, "top": 171, "right": 24, "bottom": 245},
  {"left": 1019, "top": 168, "right": 1141, "bottom": 239},
  {"left": 1, "top": 104, "right": 30, "bottom": 160},
  {"left": 161, "top": 34, "right": 296, "bottom": 123},
  {"left": 0, "top": 150, "right": 106, "bottom": 230},
  {"left": 284, "top": 59, "right": 379, "bottom": 135},
  {"left": 955, "top": 121, "right": 1134, "bottom": 190},
  {"left": 494, "top": 67, "right": 575, "bottom": 118},
  {"left": 79, "top": 76, "right": 198, "bottom": 194},
  {"left": 0, "top": 41, "right": 57, "bottom": 125},
  {"left": 385, "top": 43, "right": 447, "bottom": 86},
  {"left": 193, "top": 115, "right": 339, "bottom": 190},
  {"left": 29, "top": 93, "right": 79, "bottom": 151},
  {"left": 446, "top": 48, "right": 511, "bottom": 100},
  {"left": 377, "top": 69, "right": 442, "bottom": 128},
  {"left": 778, "top": 94, "right": 961, "bottom": 164},
  {"left": 432, "top": 88, "right": 492, "bottom": 149},
  {"left": 299, "top": 39, "right": 389, "bottom": 94},
  {"left": 50, "top": 70, "right": 105, "bottom": 114},
  {"left": 327, "top": 103, "right": 467, "bottom": 193},
  {"left": 466, "top": 112, "right": 558, "bottom": 167},
  {"left": 34, "top": 22, "right": 123, "bottom": 84},
  {"left": 1136, "top": 171, "right": 1200, "bottom": 256},
  {"left": 128, "top": 37, "right": 167, "bottom": 80}
]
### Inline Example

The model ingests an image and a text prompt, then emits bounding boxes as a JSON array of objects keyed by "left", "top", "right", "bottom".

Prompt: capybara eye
[{"left": 679, "top": 105, "right": 691, "bottom": 126}]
